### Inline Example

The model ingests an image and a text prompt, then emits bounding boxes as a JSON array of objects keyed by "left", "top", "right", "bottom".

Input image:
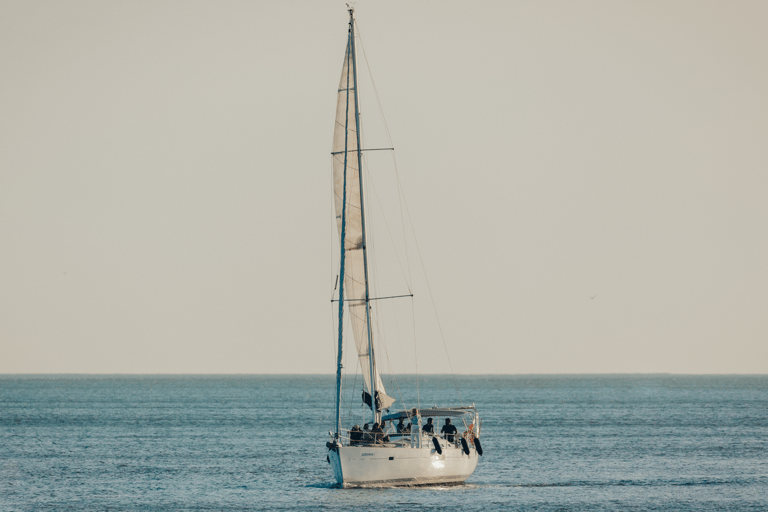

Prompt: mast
[
  {"left": 333, "top": 11, "right": 355, "bottom": 439},
  {"left": 348, "top": 7, "right": 379, "bottom": 425}
]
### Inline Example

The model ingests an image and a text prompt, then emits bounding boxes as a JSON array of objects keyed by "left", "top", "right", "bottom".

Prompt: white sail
[{"left": 332, "top": 40, "right": 395, "bottom": 410}]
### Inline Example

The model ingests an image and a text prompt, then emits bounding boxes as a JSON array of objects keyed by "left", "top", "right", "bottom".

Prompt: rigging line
[
  {"left": 339, "top": 292, "right": 357, "bottom": 426},
  {"left": 358, "top": 21, "right": 453, "bottom": 406},
  {"left": 397, "top": 297, "right": 409, "bottom": 385},
  {"left": 329, "top": 158, "right": 341, "bottom": 403},
  {"left": 329, "top": 305, "right": 337, "bottom": 412},
  {"left": 342, "top": 316, "right": 349, "bottom": 424},
  {"left": 351, "top": 18, "right": 379, "bottom": 426},
  {"left": 331, "top": 148, "right": 394, "bottom": 155},
  {"left": 356, "top": 23, "right": 395, "bottom": 149},
  {"left": 357, "top": 69, "right": 459, "bottom": 403},
  {"left": 396, "top": 165, "right": 412, "bottom": 290},
  {"left": 400, "top": 188, "right": 462, "bottom": 405},
  {"left": 357, "top": 93, "right": 378, "bottom": 335},
  {"left": 365, "top": 242, "right": 392, "bottom": 400},
  {"left": 359, "top": 109, "right": 402, "bottom": 415},
  {"left": 357, "top": 25, "right": 412, "bottom": 293},
  {"left": 332, "top": 293, "right": 413, "bottom": 303},
  {"left": 413, "top": 296, "right": 420, "bottom": 411},
  {"left": 346, "top": 344, "right": 359, "bottom": 426},
  {"left": 361, "top": 129, "right": 389, "bottom": 409},
  {"left": 358, "top": 21, "right": 459, "bottom": 411},
  {"left": 358, "top": 21, "right": 421, "bottom": 409},
  {"left": 333, "top": 29, "right": 354, "bottom": 437},
  {"left": 379, "top": 293, "right": 411, "bottom": 414},
  {"left": 358, "top": 105, "right": 385, "bottom": 351},
  {"left": 360, "top": 144, "right": 402, "bottom": 415},
  {"left": 369, "top": 209, "right": 412, "bottom": 405},
  {"left": 331, "top": 283, "right": 349, "bottom": 423},
  {"left": 340, "top": 308, "right": 346, "bottom": 423},
  {"left": 392, "top": 156, "right": 413, "bottom": 292},
  {"left": 330, "top": 274, "right": 339, "bottom": 301},
  {"left": 365, "top": 160, "right": 413, "bottom": 294},
  {"left": 374, "top": 302, "right": 409, "bottom": 415},
  {"left": 354, "top": 34, "right": 412, "bottom": 294}
]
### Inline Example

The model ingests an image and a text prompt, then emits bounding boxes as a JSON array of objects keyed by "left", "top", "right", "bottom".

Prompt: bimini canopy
[{"left": 382, "top": 406, "right": 477, "bottom": 422}]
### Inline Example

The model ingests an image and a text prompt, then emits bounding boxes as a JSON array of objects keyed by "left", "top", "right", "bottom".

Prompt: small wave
[
  {"left": 474, "top": 477, "right": 757, "bottom": 489},
  {"left": 305, "top": 482, "right": 342, "bottom": 489}
]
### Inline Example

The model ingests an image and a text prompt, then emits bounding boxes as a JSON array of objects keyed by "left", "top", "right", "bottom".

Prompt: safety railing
[{"left": 336, "top": 428, "right": 475, "bottom": 449}]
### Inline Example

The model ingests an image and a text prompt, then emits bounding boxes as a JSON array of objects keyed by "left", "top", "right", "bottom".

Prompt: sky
[{"left": 1, "top": 1, "right": 766, "bottom": 374}]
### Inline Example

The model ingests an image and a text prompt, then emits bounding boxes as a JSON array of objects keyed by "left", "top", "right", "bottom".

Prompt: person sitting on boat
[
  {"left": 349, "top": 425, "right": 363, "bottom": 446},
  {"left": 371, "top": 422, "right": 384, "bottom": 443},
  {"left": 396, "top": 417, "right": 407, "bottom": 433},
  {"left": 362, "top": 423, "right": 372, "bottom": 443},
  {"left": 440, "top": 418, "right": 458, "bottom": 443},
  {"left": 422, "top": 417, "right": 434, "bottom": 435},
  {"left": 379, "top": 420, "right": 392, "bottom": 443}
]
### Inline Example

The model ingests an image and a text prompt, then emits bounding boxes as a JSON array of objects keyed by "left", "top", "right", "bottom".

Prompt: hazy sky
[{"left": 2, "top": 1, "right": 766, "bottom": 374}]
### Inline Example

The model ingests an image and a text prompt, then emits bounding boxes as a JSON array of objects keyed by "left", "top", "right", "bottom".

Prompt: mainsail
[{"left": 332, "top": 30, "right": 395, "bottom": 411}]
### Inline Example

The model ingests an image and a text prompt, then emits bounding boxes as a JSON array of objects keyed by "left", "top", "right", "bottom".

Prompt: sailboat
[{"left": 325, "top": 7, "right": 483, "bottom": 487}]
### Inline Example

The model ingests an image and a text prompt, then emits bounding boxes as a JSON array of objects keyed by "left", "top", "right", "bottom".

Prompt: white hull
[{"left": 328, "top": 438, "right": 479, "bottom": 487}]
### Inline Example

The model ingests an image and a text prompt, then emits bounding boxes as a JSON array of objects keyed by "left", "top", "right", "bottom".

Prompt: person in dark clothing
[
  {"left": 440, "top": 418, "right": 458, "bottom": 443},
  {"left": 379, "top": 420, "right": 391, "bottom": 443},
  {"left": 422, "top": 417, "right": 434, "bottom": 434},
  {"left": 396, "top": 418, "right": 407, "bottom": 433},
  {"left": 362, "top": 423, "right": 372, "bottom": 443},
  {"left": 350, "top": 425, "right": 363, "bottom": 446},
  {"left": 371, "top": 422, "right": 383, "bottom": 443}
]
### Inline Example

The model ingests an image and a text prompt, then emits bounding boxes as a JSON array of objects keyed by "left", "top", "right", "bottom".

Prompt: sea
[{"left": 1, "top": 375, "right": 766, "bottom": 511}]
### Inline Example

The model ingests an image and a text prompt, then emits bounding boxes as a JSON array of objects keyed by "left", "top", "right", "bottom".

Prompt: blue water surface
[{"left": 1, "top": 375, "right": 766, "bottom": 511}]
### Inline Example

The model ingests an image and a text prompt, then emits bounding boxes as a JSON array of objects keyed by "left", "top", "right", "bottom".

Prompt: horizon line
[{"left": 1, "top": 372, "right": 766, "bottom": 376}]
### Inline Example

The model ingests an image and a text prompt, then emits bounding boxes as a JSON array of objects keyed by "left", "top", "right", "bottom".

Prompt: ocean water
[{"left": 1, "top": 375, "right": 766, "bottom": 511}]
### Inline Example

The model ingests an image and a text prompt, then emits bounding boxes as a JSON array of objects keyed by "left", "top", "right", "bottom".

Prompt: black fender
[
  {"left": 460, "top": 437, "right": 471, "bottom": 455},
  {"left": 432, "top": 436, "right": 442, "bottom": 455},
  {"left": 473, "top": 437, "right": 483, "bottom": 456}
]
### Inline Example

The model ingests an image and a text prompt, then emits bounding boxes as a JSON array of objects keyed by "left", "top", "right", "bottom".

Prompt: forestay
[{"left": 332, "top": 33, "right": 395, "bottom": 410}]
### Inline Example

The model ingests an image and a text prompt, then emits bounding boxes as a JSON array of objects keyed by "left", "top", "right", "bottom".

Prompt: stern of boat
[{"left": 327, "top": 439, "right": 479, "bottom": 487}]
